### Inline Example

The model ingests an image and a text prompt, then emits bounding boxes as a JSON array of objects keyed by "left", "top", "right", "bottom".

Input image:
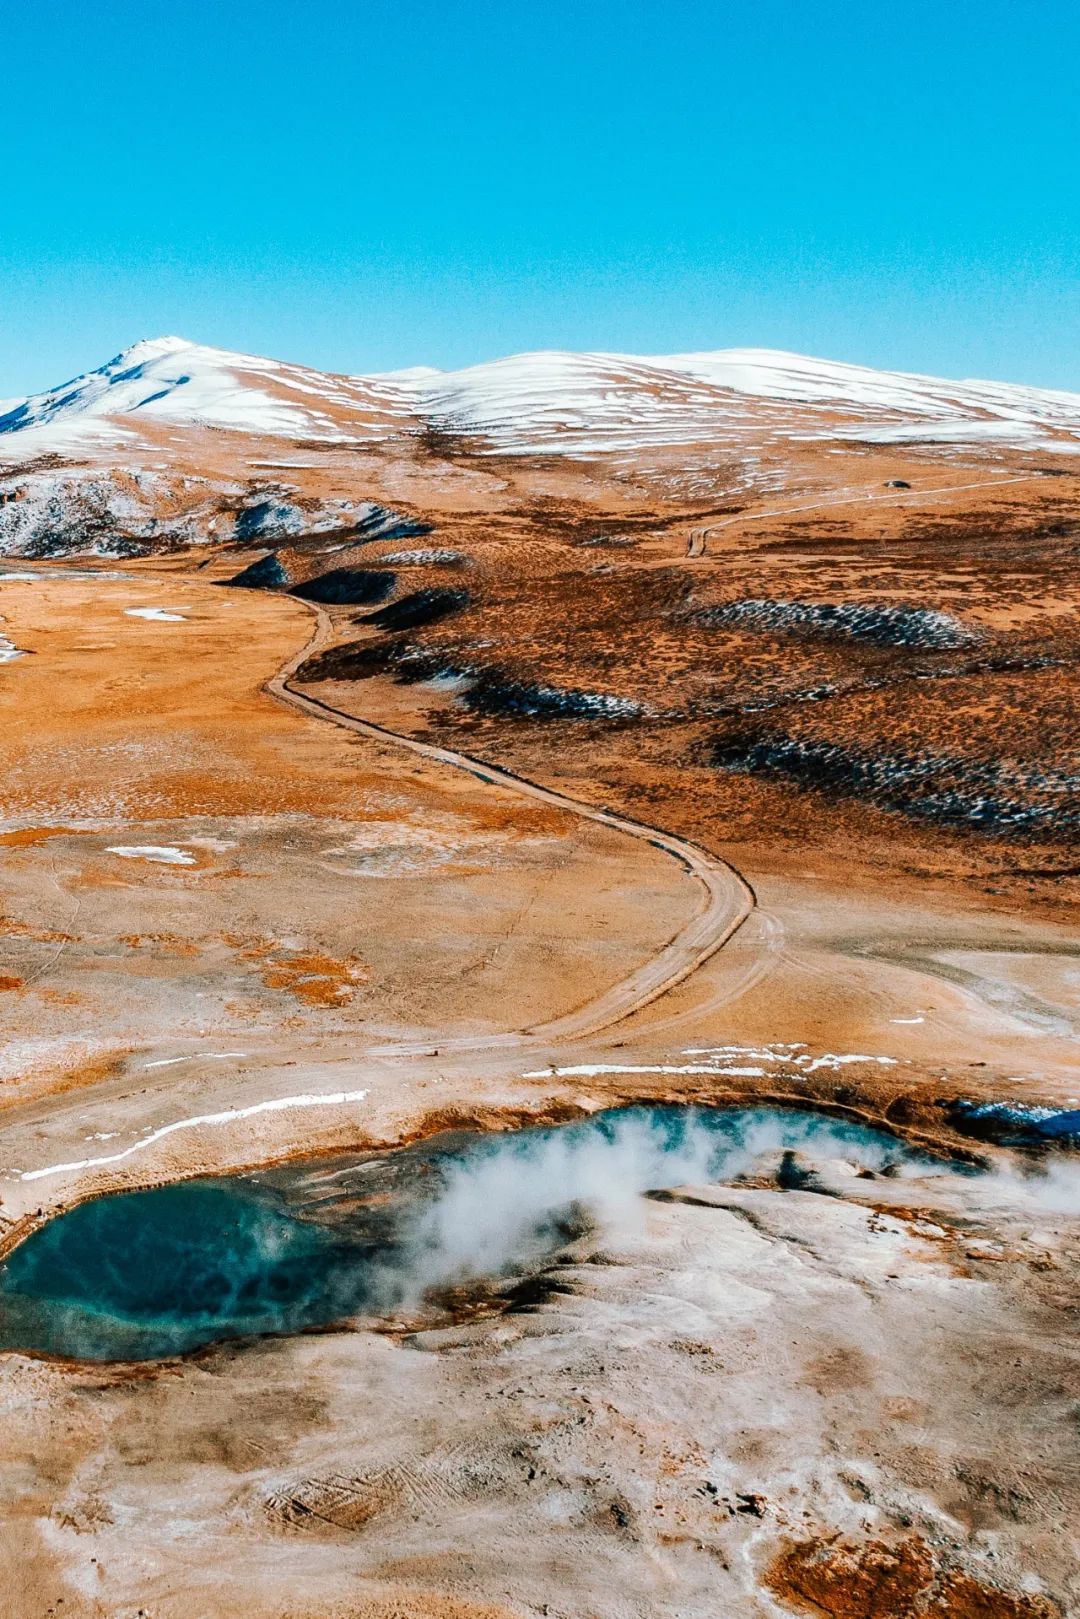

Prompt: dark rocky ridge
[
  {"left": 947, "top": 1101, "right": 1080, "bottom": 1147},
  {"left": 225, "top": 553, "right": 291, "bottom": 590},
  {"left": 711, "top": 728, "right": 1080, "bottom": 838},
  {"left": 688, "top": 598, "right": 980, "bottom": 650},
  {"left": 291, "top": 569, "right": 397, "bottom": 606},
  {"left": 364, "top": 587, "right": 470, "bottom": 630},
  {"left": 297, "top": 636, "right": 644, "bottom": 722},
  {"left": 461, "top": 674, "right": 644, "bottom": 721}
]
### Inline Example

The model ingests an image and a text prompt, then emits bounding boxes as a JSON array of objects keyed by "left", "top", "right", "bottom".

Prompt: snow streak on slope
[{"left": 2, "top": 339, "right": 1080, "bottom": 458}]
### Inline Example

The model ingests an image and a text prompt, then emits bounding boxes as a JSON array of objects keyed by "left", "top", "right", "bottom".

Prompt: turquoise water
[
  {"left": 0, "top": 1179, "right": 384, "bottom": 1361},
  {"left": 0, "top": 1106, "right": 932, "bottom": 1363}
]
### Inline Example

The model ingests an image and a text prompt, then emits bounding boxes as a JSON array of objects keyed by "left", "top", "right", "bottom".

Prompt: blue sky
[{"left": 2, "top": 0, "right": 1077, "bottom": 395}]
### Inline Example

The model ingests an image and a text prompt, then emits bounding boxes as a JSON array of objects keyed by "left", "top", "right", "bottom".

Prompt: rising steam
[{"left": 392, "top": 1106, "right": 926, "bottom": 1302}]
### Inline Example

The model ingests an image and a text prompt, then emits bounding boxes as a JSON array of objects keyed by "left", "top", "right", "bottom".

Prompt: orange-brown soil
[
  {"left": 0, "top": 405, "right": 1077, "bottom": 1618},
  {"left": 766, "top": 1535, "right": 1058, "bottom": 1619}
]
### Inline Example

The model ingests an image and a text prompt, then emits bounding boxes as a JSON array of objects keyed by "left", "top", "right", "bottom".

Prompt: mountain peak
[{"left": 111, "top": 335, "right": 195, "bottom": 366}]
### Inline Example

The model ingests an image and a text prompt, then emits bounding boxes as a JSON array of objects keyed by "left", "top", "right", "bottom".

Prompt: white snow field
[{"left": 3, "top": 336, "right": 1080, "bottom": 457}]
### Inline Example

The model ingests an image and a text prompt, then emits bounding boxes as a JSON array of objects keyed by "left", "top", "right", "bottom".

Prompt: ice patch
[
  {"left": 527, "top": 1046, "right": 900, "bottom": 1081},
  {"left": 143, "top": 1051, "right": 248, "bottom": 1070},
  {"left": 106, "top": 845, "right": 195, "bottom": 865},
  {"left": 681, "top": 1043, "right": 897, "bottom": 1073},
  {"left": 124, "top": 606, "right": 187, "bottom": 622},
  {"left": 523, "top": 1064, "right": 768, "bottom": 1079},
  {"left": 17, "top": 1088, "right": 371, "bottom": 1182}
]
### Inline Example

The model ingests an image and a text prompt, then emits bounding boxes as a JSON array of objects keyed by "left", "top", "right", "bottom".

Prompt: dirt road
[{"left": 268, "top": 602, "right": 756, "bottom": 1049}]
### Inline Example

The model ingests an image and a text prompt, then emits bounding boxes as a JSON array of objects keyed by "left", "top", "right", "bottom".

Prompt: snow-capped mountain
[
  {"left": 3, "top": 337, "right": 1080, "bottom": 458},
  {"left": 412, "top": 347, "right": 1080, "bottom": 456},
  {"left": 0, "top": 337, "right": 415, "bottom": 450}
]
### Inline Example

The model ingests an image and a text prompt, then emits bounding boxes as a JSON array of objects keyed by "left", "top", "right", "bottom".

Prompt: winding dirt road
[{"left": 267, "top": 601, "right": 756, "bottom": 1050}]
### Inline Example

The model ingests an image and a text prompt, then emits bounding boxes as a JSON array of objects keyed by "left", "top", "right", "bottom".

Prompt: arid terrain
[{"left": 0, "top": 339, "right": 1077, "bottom": 1618}]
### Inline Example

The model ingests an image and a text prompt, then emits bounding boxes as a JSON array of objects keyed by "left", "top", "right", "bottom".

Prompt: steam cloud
[{"left": 391, "top": 1106, "right": 926, "bottom": 1302}]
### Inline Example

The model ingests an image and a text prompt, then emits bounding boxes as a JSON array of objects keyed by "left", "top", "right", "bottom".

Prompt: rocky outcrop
[
  {"left": 364, "top": 588, "right": 469, "bottom": 630},
  {"left": 0, "top": 468, "right": 225, "bottom": 557},
  {"left": 712, "top": 728, "right": 1080, "bottom": 837},
  {"left": 690, "top": 598, "right": 980, "bottom": 650}
]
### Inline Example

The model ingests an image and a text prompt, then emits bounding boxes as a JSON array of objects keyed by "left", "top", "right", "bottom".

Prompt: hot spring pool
[{"left": 0, "top": 1105, "right": 935, "bottom": 1362}]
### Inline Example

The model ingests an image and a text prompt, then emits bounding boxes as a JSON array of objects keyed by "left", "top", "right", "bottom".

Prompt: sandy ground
[
  {"left": 0, "top": 532, "right": 1077, "bottom": 1616},
  {"left": 0, "top": 570, "right": 691, "bottom": 1092}
]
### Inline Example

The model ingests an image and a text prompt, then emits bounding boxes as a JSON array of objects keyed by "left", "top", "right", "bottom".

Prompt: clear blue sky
[{"left": 2, "top": 0, "right": 1077, "bottom": 396}]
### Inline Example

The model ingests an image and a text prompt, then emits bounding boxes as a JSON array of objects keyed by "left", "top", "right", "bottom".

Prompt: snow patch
[
  {"left": 106, "top": 845, "right": 196, "bottom": 865},
  {"left": 143, "top": 1051, "right": 248, "bottom": 1070},
  {"left": 17, "top": 1088, "right": 370, "bottom": 1182},
  {"left": 526, "top": 1046, "right": 900, "bottom": 1081}
]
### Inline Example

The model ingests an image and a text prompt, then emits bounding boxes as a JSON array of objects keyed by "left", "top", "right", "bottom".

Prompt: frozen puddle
[
  {"left": 106, "top": 845, "right": 195, "bottom": 866},
  {"left": 0, "top": 1104, "right": 948, "bottom": 1362},
  {"left": 124, "top": 606, "right": 187, "bottom": 622}
]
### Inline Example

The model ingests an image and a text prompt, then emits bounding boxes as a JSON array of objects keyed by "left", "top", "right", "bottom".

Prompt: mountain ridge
[{"left": 4, "top": 336, "right": 1080, "bottom": 458}]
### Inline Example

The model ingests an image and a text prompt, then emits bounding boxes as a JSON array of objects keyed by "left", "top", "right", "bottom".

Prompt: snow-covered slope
[
  {"left": 657, "top": 347, "right": 1080, "bottom": 417},
  {"left": 411, "top": 351, "right": 768, "bottom": 454},
  {"left": 0, "top": 337, "right": 415, "bottom": 450},
  {"left": 410, "top": 347, "right": 1080, "bottom": 455},
  {"left": 3, "top": 337, "right": 1079, "bottom": 459}
]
